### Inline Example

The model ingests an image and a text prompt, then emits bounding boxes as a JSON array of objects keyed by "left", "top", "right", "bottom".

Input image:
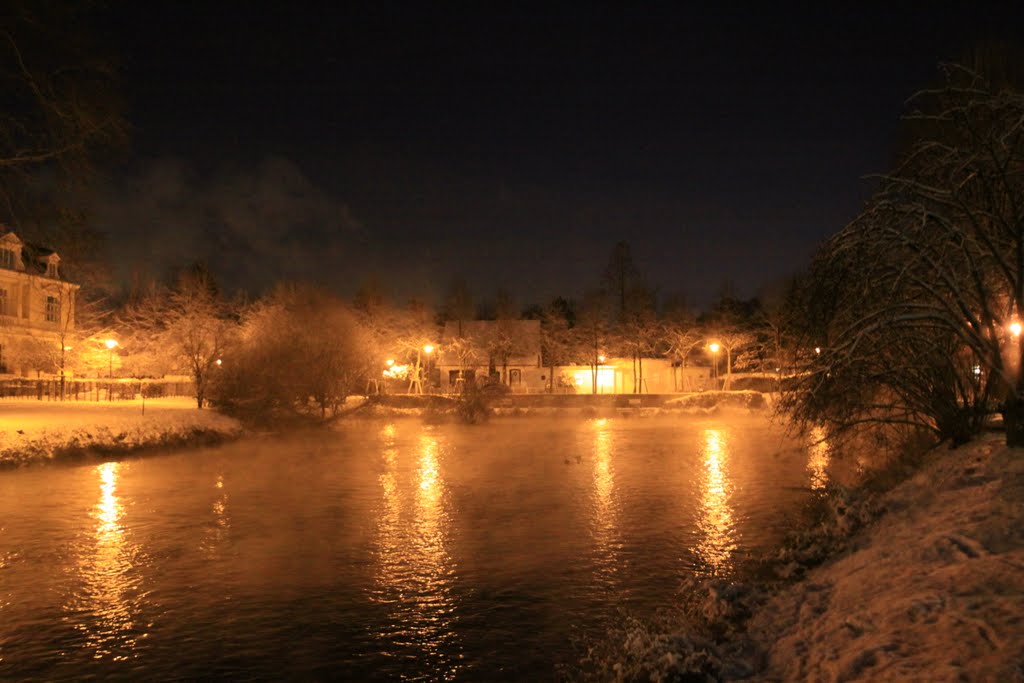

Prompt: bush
[
  {"left": 456, "top": 385, "right": 491, "bottom": 424},
  {"left": 213, "top": 284, "right": 376, "bottom": 421}
]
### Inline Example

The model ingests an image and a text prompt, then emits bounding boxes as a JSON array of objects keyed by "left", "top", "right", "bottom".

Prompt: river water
[{"left": 0, "top": 416, "right": 827, "bottom": 680}]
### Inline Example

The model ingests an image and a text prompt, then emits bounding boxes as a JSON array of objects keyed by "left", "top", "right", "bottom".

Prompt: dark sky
[{"left": 100, "top": 2, "right": 1023, "bottom": 309}]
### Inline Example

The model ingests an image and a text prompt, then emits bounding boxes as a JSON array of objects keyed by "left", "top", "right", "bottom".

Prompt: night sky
[{"left": 99, "top": 2, "right": 1023, "bottom": 308}]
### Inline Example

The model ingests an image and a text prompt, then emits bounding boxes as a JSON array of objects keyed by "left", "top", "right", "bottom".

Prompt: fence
[{"left": 0, "top": 378, "right": 196, "bottom": 402}]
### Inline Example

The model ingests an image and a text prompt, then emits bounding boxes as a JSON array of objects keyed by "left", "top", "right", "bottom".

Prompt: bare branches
[{"left": 783, "top": 66, "right": 1024, "bottom": 446}]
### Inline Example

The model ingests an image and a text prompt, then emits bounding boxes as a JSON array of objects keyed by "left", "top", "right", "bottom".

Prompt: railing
[{"left": 0, "top": 378, "right": 196, "bottom": 402}]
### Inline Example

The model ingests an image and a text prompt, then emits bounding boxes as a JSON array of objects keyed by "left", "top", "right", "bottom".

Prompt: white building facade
[{"left": 0, "top": 231, "right": 79, "bottom": 376}]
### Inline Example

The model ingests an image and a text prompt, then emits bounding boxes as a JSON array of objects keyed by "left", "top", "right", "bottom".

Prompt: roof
[{"left": 0, "top": 230, "right": 64, "bottom": 279}]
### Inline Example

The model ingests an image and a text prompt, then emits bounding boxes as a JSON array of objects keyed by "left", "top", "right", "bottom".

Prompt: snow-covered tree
[{"left": 782, "top": 64, "right": 1024, "bottom": 446}]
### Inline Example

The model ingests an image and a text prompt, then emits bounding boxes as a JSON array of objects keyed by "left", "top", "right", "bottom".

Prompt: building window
[
  {"left": 0, "top": 249, "right": 13, "bottom": 269},
  {"left": 46, "top": 295, "right": 59, "bottom": 323},
  {"left": 0, "top": 342, "right": 6, "bottom": 373},
  {"left": 0, "top": 287, "right": 6, "bottom": 316},
  {"left": 46, "top": 261, "right": 58, "bottom": 278}
]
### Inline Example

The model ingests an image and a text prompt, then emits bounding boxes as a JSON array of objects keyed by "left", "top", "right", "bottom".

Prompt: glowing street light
[
  {"left": 708, "top": 342, "right": 720, "bottom": 383},
  {"left": 423, "top": 344, "right": 434, "bottom": 355},
  {"left": 104, "top": 339, "right": 118, "bottom": 379},
  {"left": 1011, "top": 321, "right": 1022, "bottom": 337},
  {"left": 385, "top": 359, "right": 395, "bottom": 367},
  {"left": 598, "top": 354, "right": 606, "bottom": 363}
]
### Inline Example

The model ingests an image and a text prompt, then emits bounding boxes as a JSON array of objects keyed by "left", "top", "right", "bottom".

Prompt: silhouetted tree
[{"left": 782, "top": 64, "right": 1024, "bottom": 446}]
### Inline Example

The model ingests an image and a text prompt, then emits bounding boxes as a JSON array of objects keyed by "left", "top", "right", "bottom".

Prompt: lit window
[{"left": 45, "top": 295, "right": 59, "bottom": 323}]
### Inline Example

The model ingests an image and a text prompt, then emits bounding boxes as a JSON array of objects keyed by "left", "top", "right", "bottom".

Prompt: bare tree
[
  {"left": 705, "top": 328, "right": 755, "bottom": 391},
  {"left": 662, "top": 321, "right": 704, "bottom": 391},
  {"left": 575, "top": 289, "right": 611, "bottom": 393},
  {"left": 538, "top": 299, "right": 573, "bottom": 392},
  {"left": 0, "top": 1, "right": 125, "bottom": 221},
  {"left": 782, "top": 65, "right": 1024, "bottom": 446},
  {"left": 120, "top": 268, "right": 236, "bottom": 408}
]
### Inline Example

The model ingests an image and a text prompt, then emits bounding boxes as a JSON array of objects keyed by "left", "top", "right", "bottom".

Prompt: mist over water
[{"left": 0, "top": 416, "right": 821, "bottom": 680}]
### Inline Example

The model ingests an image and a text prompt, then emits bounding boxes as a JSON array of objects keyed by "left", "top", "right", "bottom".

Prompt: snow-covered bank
[
  {"left": 0, "top": 397, "right": 243, "bottom": 467},
  {"left": 746, "top": 435, "right": 1024, "bottom": 681}
]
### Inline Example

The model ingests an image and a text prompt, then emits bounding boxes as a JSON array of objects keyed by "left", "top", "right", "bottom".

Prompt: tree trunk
[
  {"left": 632, "top": 351, "right": 638, "bottom": 393},
  {"left": 1005, "top": 394, "right": 1024, "bottom": 447},
  {"left": 195, "top": 372, "right": 205, "bottom": 409}
]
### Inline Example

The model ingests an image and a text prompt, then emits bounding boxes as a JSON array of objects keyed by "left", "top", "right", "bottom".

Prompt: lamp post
[
  {"left": 423, "top": 344, "right": 434, "bottom": 393},
  {"left": 708, "top": 342, "right": 720, "bottom": 387},
  {"left": 105, "top": 339, "right": 118, "bottom": 378},
  {"left": 104, "top": 339, "right": 118, "bottom": 402}
]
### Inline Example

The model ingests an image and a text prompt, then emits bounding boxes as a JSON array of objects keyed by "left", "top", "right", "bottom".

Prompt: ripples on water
[{"left": 0, "top": 416, "right": 824, "bottom": 680}]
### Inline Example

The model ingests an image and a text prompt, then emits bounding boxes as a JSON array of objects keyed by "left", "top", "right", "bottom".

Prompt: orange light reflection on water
[
  {"left": 590, "top": 418, "right": 620, "bottom": 582},
  {"left": 202, "top": 473, "right": 231, "bottom": 557},
  {"left": 807, "top": 426, "right": 831, "bottom": 491},
  {"left": 371, "top": 424, "right": 461, "bottom": 680},
  {"left": 65, "top": 461, "right": 146, "bottom": 660},
  {"left": 696, "top": 428, "right": 738, "bottom": 574}
]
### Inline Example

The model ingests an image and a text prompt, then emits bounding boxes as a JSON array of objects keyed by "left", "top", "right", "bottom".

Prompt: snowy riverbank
[
  {"left": 743, "top": 434, "right": 1024, "bottom": 681},
  {"left": 0, "top": 397, "right": 244, "bottom": 467},
  {"left": 595, "top": 435, "right": 1024, "bottom": 681}
]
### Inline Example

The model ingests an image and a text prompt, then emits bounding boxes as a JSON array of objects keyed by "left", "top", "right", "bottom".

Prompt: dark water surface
[{"left": 0, "top": 416, "right": 827, "bottom": 680}]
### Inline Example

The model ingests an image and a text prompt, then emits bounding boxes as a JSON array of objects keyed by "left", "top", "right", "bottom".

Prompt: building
[
  {"left": 436, "top": 319, "right": 546, "bottom": 393},
  {"left": 0, "top": 230, "right": 79, "bottom": 375},
  {"left": 559, "top": 359, "right": 711, "bottom": 394},
  {"left": 434, "top": 319, "right": 713, "bottom": 394}
]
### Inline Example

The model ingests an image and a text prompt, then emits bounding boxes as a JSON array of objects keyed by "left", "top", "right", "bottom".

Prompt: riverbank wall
[{"left": 0, "top": 397, "right": 244, "bottom": 467}]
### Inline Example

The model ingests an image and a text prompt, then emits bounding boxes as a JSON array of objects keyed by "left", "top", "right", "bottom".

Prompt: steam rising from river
[{"left": 0, "top": 415, "right": 828, "bottom": 679}]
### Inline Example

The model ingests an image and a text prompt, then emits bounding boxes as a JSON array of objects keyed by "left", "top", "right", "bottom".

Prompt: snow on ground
[
  {"left": 0, "top": 397, "right": 243, "bottom": 466},
  {"left": 747, "top": 435, "right": 1024, "bottom": 681}
]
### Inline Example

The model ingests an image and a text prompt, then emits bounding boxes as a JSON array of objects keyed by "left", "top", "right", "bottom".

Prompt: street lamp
[
  {"left": 422, "top": 345, "right": 435, "bottom": 393},
  {"left": 708, "top": 342, "right": 720, "bottom": 384},
  {"left": 1011, "top": 321, "right": 1022, "bottom": 337},
  {"left": 104, "top": 339, "right": 118, "bottom": 378}
]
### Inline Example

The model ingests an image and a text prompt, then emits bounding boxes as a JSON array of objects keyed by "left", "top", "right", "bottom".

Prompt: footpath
[{"left": 0, "top": 397, "right": 242, "bottom": 466}]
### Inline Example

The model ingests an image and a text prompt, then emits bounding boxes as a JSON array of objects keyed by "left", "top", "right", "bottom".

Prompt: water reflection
[
  {"left": 807, "top": 426, "right": 831, "bottom": 491},
  {"left": 66, "top": 462, "right": 145, "bottom": 660},
  {"left": 201, "top": 474, "right": 231, "bottom": 557},
  {"left": 590, "top": 418, "right": 620, "bottom": 582},
  {"left": 371, "top": 426, "right": 461, "bottom": 680},
  {"left": 696, "top": 428, "right": 738, "bottom": 574}
]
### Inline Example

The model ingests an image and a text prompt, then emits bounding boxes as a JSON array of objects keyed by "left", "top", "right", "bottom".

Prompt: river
[{"left": 0, "top": 415, "right": 826, "bottom": 680}]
